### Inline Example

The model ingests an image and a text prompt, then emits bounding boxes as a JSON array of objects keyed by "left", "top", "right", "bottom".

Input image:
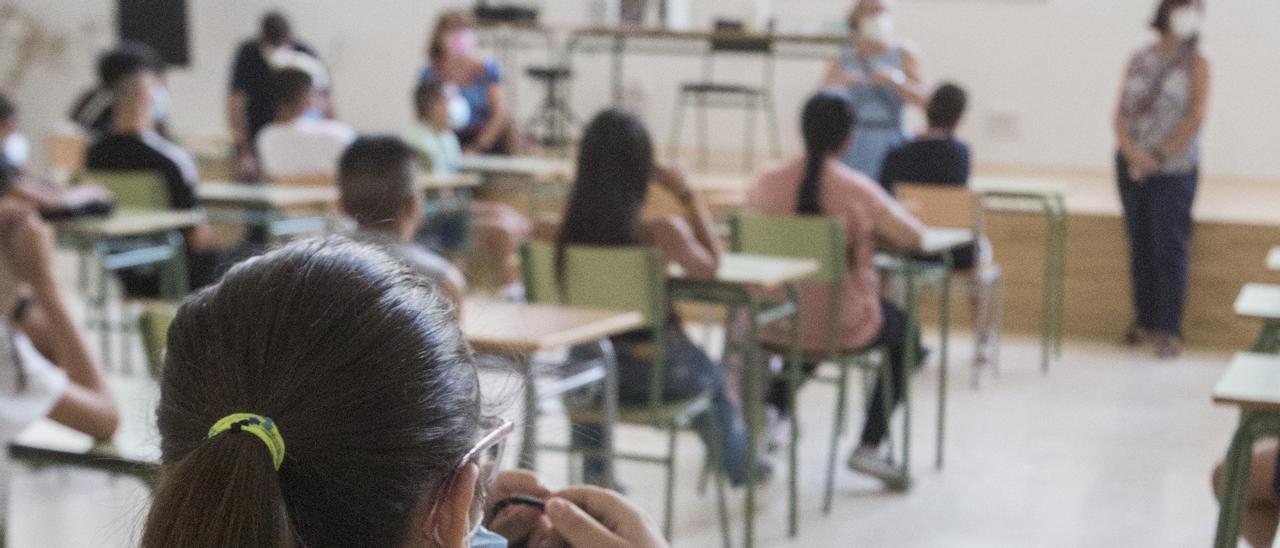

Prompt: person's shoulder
[{"left": 234, "top": 39, "right": 258, "bottom": 57}]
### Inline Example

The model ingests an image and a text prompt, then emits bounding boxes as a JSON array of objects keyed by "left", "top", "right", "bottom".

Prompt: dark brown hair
[
  {"left": 797, "top": 92, "right": 855, "bottom": 215},
  {"left": 261, "top": 12, "right": 293, "bottom": 47},
  {"left": 414, "top": 79, "right": 447, "bottom": 121},
  {"left": 1151, "top": 0, "right": 1199, "bottom": 33},
  {"left": 338, "top": 136, "right": 418, "bottom": 229},
  {"left": 271, "top": 67, "right": 313, "bottom": 108},
  {"left": 427, "top": 10, "right": 474, "bottom": 66},
  {"left": 926, "top": 82, "right": 968, "bottom": 129},
  {"left": 141, "top": 237, "right": 481, "bottom": 548}
]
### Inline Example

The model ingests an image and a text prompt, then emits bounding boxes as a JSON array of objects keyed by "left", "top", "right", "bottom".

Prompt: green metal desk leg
[
  {"left": 1038, "top": 199, "right": 1056, "bottom": 374},
  {"left": 937, "top": 253, "right": 953, "bottom": 470},
  {"left": 743, "top": 298, "right": 761, "bottom": 548},
  {"left": 1051, "top": 195, "right": 1068, "bottom": 359},
  {"left": 1252, "top": 320, "right": 1280, "bottom": 354},
  {"left": 611, "top": 34, "right": 625, "bottom": 106},
  {"left": 1214, "top": 411, "right": 1280, "bottom": 548},
  {"left": 785, "top": 284, "right": 801, "bottom": 538},
  {"left": 902, "top": 266, "right": 917, "bottom": 486},
  {"left": 518, "top": 354, "right": 539, "bottom": 471}
]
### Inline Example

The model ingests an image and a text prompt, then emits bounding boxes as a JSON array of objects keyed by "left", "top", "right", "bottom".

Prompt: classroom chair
[
  {"left": 729, "top": 213, "right": 900, "bottom": 515},
  {"left": 668, "top": 34, "right": 781, "bottom": 172},
  {"left": 896, "top": 183, "right": 1005, "bottom": 387},
  {"left": 139, "top": 301, "right": 177, "bottom": 378},
  {"left": 71, "top": 170, "right": 190, "bottom": 373},
  {"left": 257, "top": 174, "right": 339, "bottom": 242},
  {"left": 521, "top": 242, "right": 731, "bottom": 545}
]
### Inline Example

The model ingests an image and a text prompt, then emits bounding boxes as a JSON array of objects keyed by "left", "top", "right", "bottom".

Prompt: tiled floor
[{"left": 4, "top": 327, "right": 1238, "bottom": 547}]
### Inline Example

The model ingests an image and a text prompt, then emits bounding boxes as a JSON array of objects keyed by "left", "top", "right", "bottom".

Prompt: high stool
[
  {"left": 525, "top": 66, "right": 577, "bottom": 154},
  {"left": 669, "top": 35, "right": 781, "bottom": 172}
]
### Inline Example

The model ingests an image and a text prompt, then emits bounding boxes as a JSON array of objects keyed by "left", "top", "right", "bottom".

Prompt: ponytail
[
  {"left": 142, "top": 434, "right": 292, "bottom": 547},
  {"left": 796, "top": 92, "right": 857, "bottom": 216}
]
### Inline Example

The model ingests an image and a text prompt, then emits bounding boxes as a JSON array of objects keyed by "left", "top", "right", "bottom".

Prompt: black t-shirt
[
  {"left": 84, "top": 132, "right": 200, "bottom": 210},
  {"left": 230, "top": 39, "right": 318, "bottom": 143},
  {"left": 878, "top": 138, "right": 972, "bottom": 195},
  {"left": 68, "top": 88, "right": 116, "bottom": 137}
]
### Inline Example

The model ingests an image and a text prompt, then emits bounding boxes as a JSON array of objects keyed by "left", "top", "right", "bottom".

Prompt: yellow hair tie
[{"left": 208, "top": 413, "right": 286, "bottom": 470}]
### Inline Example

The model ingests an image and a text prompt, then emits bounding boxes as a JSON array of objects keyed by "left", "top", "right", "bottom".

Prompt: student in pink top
[{"left": 748, "top": 91, "right": 925, "bottom": 488}]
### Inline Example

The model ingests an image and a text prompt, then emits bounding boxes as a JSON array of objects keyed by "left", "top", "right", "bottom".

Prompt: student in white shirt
[
  {"left": 255, "top": 68, "right": 355, "bottom": 181},
  {"left": 0, "top": 201, "right": 118, "bottom": 520},
  {"left": 406, "top": 80, "right": 462, "bottom": 176}
]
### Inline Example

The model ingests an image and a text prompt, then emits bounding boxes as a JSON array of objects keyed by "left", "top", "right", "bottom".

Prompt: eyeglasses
[{"left": 459, "top": 416, "right": 514, "bottom": 488}]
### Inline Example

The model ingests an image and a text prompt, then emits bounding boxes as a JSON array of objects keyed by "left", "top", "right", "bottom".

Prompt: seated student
[
  {"left": 0, "top": 203, "right": 118, "bottom": 523},
  {"left": 559, "top": 109, "right": 766, "bottom": 487},
  {"left": 419, "top": 11, "right": 512, "bottom": 154},
  {"left": 1, "top": 94, "right": 113, "bottom": 218},
  {"left": 749, "top": 92, "right": 925, "bottom": 488},
  {"left": 255, "top": 67, "right": 355, "bottom": 181},
  {"left": 69, "top": 42, "right": 168, "bottom": 138},
  {"left": 879, "top": 83, "right": 1000, "bottom": 364},
  {"left": 139, "top": 236, "right": 667, "bottom": 548},
  {"left": 406, "top": 80, "right": 530, "bottom": 296},
  {"left": 84, "top": 65, "right": 223, "bottom": 294},
  {"left": 337, "top": 135, "right": 466, "bottom": 306},
  {"left": 1213, "top": 443, "right": 1280, "bottom": 548}
]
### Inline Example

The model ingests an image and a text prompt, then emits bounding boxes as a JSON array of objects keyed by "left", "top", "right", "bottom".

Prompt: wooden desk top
[
  {"left": 420, "top": 172, "right": 484, "bottom": 191},
  {"left": 457, "top": 155, "right": 572, "bottom": 181},
  {"left": 462, "top": 298, "right": 644, "bottom": 354},
  {"left": 1268, "top": 247, "right": 1280, "bottom": 271},
  {"left": 969, "top": 176, "right": 1070, "bottom": 198},
  {"left": 1236, "top": 283, "right": 1280, "bottom": 320},
  {"left": 1213, "top": 352, "right": 1280, "bottom": 411},
  {"left": 670, "top": 253, "right": 819, "bottom": 291},
  {"left": 13, "top": 374, "right": 160, "bottom": 464},
  {"left": 57, "top": 209, "right": 205, "bottom": 238}
]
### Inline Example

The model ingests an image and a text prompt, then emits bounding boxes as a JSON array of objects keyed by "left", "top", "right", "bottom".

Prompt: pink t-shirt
[{"left": 747, "top": 158, "right": 893, "bottom": 352}]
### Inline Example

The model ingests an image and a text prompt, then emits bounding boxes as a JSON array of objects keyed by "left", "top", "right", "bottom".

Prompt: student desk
[
  {"left": 970, "top": 176, "right": 1069, "bottom": 374},
  {"left": 873, "top": 228, "right": 975, "bottom": 475},
  {"left": 1235, "top": 283, "right": 1280, "bottom": 354},
  {"left": 461, "top": 298, "right": 644, "bottom": 484},
  {"left": 1212, "top": 352, "right": 1280, "bottom": 548},
  {"left": 57, "top": 209, "right": 204, "bottom": 371},
  {"left": 668, "top": 253, "right": 817, "bottom": 545},
  {"left": 8, "top": 372, "right": 161, "bottom": 523},
  {"left": 455, "top": 155, "right": 573, "bottom": 216},
  {"left": 566, "top": 27, "right": 847, "bottom": 105},
  {"left": 1268, "top": 247, "right": 1280, "bottom": 271}
]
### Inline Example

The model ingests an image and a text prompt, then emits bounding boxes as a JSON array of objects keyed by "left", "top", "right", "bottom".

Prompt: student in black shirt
[
  {"left": 84, "top": 66, "right": 223, "bottom": 295},
  {"left": 878, "top": 83, "right": 972, "bottom": 196},
  {"left": 1, "top": 94, "right": 112, "bottom": 217},
  {"left": 226, "top": 12, "right": 327, "bottom": 181},
  {"left": 68, "top": 43, "right": 167, "bottom": 138}
]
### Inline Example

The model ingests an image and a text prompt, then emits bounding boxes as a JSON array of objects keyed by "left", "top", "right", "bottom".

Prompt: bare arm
[
  {"left": 227, "top": 91, "right": 251, "bottom": 155},
  {"left": 653, "top": 165, "right": 723, "bottom": 259},
  {"left": 469, "top": 83, "right": 510, "bottom": 153},
  {"left": 1160, "top": 53, "right": 1210, "bottom": 159},
  {"left": 885, "top": 45, "right": 929, "bottom": 107},
  {"left": 869, "top": 185, "right": 925, "bottom": 253},
  {"left": 647, "top": 215, "right": 719, "bottom": 281},
  {"left": 822, "top": 57, "right": 860, "bottom": 88}
]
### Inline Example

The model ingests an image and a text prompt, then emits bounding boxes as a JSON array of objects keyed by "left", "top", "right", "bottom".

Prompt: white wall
[{"left": 5, "top": 0, "right": 1280, "bottom": 180}]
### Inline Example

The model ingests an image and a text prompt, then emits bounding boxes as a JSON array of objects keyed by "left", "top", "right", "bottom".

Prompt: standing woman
[
  {"left": 420, "top": 11, "right": 513, "bottom": 155},
  {"left": 823, "top": 0, "right": 929, "bottom": 179},
  {"left": 1113, "top": 0, "right": 1210, "bottom": 359}
]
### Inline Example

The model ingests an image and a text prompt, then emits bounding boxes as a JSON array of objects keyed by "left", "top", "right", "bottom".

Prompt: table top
[
  {"left": 1213, "top": 352, "right": 1280, "bottom": 411},
  {"left": 457, "top": 155, "right": 573, "bottom": 181},
  {"left": 920, "top": 227, "right": 977, "bottom": 255},
  {"left": 571, "top": 25, "right": 849, "bottom": 46},
  {"left": 57, "top": 209, "right": 206, "bottom": 238},
  {"left": 670, "top": 253, "right": 819, "bottom": 291},
  {"left": 13, "top": 373, "right": 161, "bottom": 465},
  {"left": 200, "top": 182, "right": 337, "bottom": 208},
  {"left": 1236, "top": 283, "right": 1280, "bottom": 320},
  {"left": 462, "top": 298, "right": 645, "bottom": 354},
  {"left": 969, "top": 176, "right": 1070, "bottom": 198},
  {"left": 1269, "top": 247, "right": 1280, "bottom": 271}
]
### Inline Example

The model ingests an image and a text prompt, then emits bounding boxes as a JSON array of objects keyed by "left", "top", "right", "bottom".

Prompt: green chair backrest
[
  {"left": 730, "top": 213, "right": 848, "bottom": 284},
  {"left": 139, "top": 302, "right": 177, "bottom": 378},
  {"left": 78, "top": 170, "right": 168, "bottom": 211}
]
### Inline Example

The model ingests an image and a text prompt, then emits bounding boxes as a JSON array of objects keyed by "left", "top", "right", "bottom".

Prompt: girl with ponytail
[{"left": 748, "top": 91, "right": 926, "bottom": 490}]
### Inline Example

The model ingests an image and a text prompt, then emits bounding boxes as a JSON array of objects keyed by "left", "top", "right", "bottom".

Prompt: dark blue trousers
[{"left": 1116, "top": 153, "right": 1199, "bottom": 336}]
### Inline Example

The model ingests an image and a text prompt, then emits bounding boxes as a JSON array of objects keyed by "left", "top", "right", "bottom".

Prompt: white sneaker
[{"left": 846, "top": 445, "right": 909, "bottom": 491}]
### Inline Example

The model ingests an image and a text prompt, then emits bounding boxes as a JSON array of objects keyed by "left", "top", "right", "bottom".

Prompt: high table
[
  {"left": 668, "top": 253, "right": 817, "bottom": 546},
  {"left": 1212, "top": 352, "right": 1280, "bottom": 548},
  {"left": 461, "top": 298, "right": 644, "bottom": 485},
  {"left": 1268, "top": 247, "right": 1280, "bottom": 271},
  {"left": 57, "top": 209, "right": 205, "bottom": 371},
  {"left": 1235, "top": 283, "right": 1280, "bottom": 354},
  {"left": 970, "top": 177, "right": 1069, "bottom": 374},
  {"left": 566, "top": 27, "right": 846, "bottom": 105}
]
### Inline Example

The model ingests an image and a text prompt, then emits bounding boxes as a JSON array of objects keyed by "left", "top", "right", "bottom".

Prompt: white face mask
[
  {"left": 1169, "top": 7, "right": 1202, "bottom": 40},
  {"left": 150, "top": 83, "right": 171, "bottom": 124},
  {"left": 3, "top": 133, "right": 30, "bottom": 167},
  {"left": 859, "top": 13, "right": 894, "bottom": 43},
  {"left": 446, "top": 88, "right": 472, "bottom": 130}
]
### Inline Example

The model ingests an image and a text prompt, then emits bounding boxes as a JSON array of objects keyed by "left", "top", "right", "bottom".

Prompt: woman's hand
[
  {"left": 1125, "top": 148, "right": 1161, "bottom": 182},
  {"left": 485, "top": 470, "right": 557, "bottom": 546},
  {"left": 545, "top": 486, "right": 668, "bottom": 548},
  {"left": 652, "top": 165, "right": 695, "bottom": 204}
]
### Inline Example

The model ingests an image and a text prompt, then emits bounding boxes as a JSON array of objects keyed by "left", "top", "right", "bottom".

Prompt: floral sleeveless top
[{"left": 1119, "top": 45, "right": 1200, "bottom": 175}]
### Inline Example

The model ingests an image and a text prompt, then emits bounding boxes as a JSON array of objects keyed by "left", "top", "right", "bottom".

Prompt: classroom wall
[{"left": 5, "top": 0, "right": 1280, "bottom": 181}]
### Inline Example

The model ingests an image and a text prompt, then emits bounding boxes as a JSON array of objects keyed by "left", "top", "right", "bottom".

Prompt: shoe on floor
[
  {"left": 846, "top": 445, "right": 909, "bottom": 491},
  {"left": 1155, "top": 333, "right": 1183, "bottom": 360},
  {"left": 1122, "top": 323, "right": 1149, "bottom": 347}
]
